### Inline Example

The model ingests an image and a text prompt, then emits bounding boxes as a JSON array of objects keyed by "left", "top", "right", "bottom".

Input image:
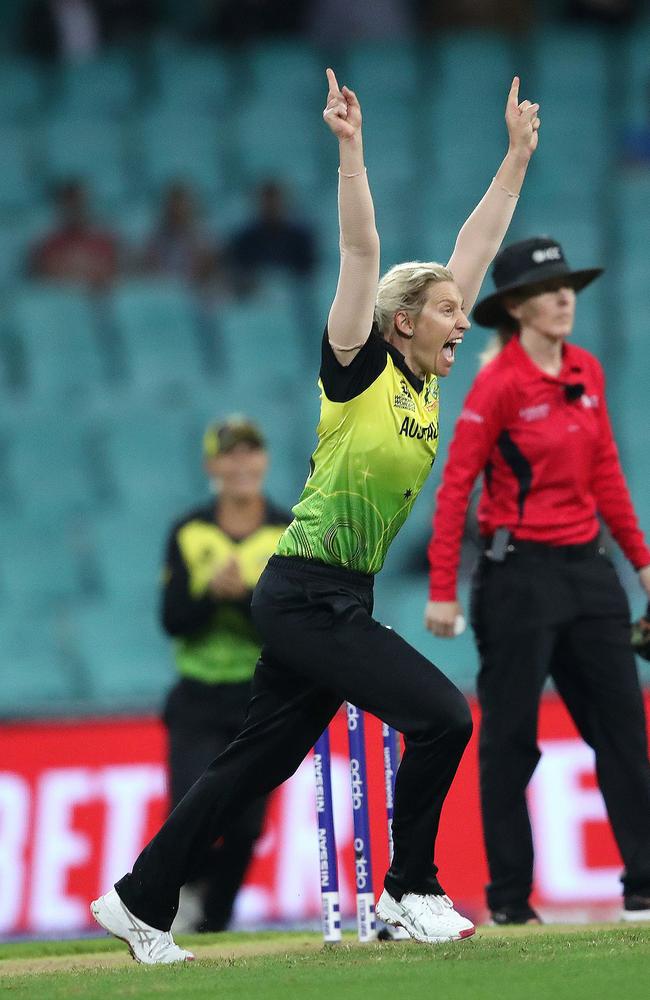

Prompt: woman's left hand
[
  {"left": 505, "top": 76, "right": 541, "bottom": 160},
  {"left": 638, "top": 565, "right": 650, "bottom": 600}
]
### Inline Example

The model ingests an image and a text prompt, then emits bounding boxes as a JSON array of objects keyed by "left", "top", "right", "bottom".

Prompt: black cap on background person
[{"left": 473, "top": 236, "right": 604, "bottom": 328}]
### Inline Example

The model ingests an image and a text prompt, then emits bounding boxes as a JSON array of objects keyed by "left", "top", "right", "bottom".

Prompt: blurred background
[{"left": 1, "top": 0, "right": 649, "bottom": 936}]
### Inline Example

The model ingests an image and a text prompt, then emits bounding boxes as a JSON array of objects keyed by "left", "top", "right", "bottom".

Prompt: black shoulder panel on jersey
[
  {"left": 384, "top": 340, "right": 424, "bottom": 394},
  {"left": 320, "top": 325, "right": 389, "bottom": 402}
]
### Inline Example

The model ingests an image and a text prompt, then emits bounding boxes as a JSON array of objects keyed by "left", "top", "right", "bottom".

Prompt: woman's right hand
[
  {"left": 425, "top": 600, "right": 464, "bottom": 638},
  {"left": 322, "top": 67, "right": 362, "bottom": 141}
]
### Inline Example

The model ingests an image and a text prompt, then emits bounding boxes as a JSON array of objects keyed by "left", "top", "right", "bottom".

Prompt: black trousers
[
  {"left": 116, "top": 555, "right": 472, "bottom": 931},
  {"left": 470, "top": 540, "right": 650, "bottom": 911},
  {"left": 164, "top": 679, "right": 267, "bottom": 931}
]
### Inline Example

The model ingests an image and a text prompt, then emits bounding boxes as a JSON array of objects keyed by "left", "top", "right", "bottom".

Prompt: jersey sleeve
[
  {"left": 589, "top": 362, "right": 650, "bottom": 570},
  {"left": 428, "top": 369, "right": 518, "bottom": 601},
  {"left": 319, "top": 326, "right": 388, "bottom": 402},
  {"left": 160, "top": 528, "right": 217, "bottom": 637}
]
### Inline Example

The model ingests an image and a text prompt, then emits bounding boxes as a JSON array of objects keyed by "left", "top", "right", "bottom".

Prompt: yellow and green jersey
[
  {"left": 276, "top": 329, "right": 440, "bottom": 574},
  {"left": 161, "top": 501, "right": 290, "bottom": 684}
]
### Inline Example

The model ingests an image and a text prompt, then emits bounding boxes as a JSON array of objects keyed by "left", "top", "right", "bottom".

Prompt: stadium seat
[
  {"left": 108, "top": 280, "right": 205, "bottom": 392},
  {"left": 536, "top": 28, "right": 608, "bottom": 103},
  {"left": 91, "top": 510, "right": 173, "bottom": 600},
  {"left": 53, "top": 55, "right": 137, "bottom": 117},
  {"left": 233, "top": 102, "right": 321, "bottom": 191},
  {"left": 71, "top": 597, "right": 172, "bottom": 707},
  {"left": 136, "top": 110, "right": 226, "bottom": 199},
  {"left": 0, "top": 58, "right": 43, "bottom": 122},
  {"left": 216, "top": 290, "right": 303, "bottom": 394},
  {"left": 0, "top": 124, "right": 40, "bottom": 210},
  {"left": 0, "top": 211, "right": 51, "bottom": 288},
  {"left": 9, "top": 284, "right": 104, "bottom": 401},
  {"left": 345, "top": 41, "right": 421, "bottom": 105},
  {"left": 3, "top": 406, "right": 101, "bottom": 521},
  {"left": 100, "top": 404, "right": 201, "bottom": 512},
  {"left": 42, "top": 116, "right": 131, "bottom": 207},
  {"left": 359, "top": 100, "right": 417, "bottom": 188},
  {"left": 244, "top": 42, "right": 322, "bottom": 108},
  {"left": 624, "top": 23, "right": 650, "bottom": 128},
  {"left": 154, "top": 45, "right": 233, "bottom": 112},
  {"left": 0, "top": 607, "right": 79, "bottom": 717},
  {"left": 0, "top": 515, "right": 87, "bottom": 603}
]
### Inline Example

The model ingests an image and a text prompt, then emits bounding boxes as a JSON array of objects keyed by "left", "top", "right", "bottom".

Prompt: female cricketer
[{"left": 91, "top": 68, "right": 541, "bottom": 962}]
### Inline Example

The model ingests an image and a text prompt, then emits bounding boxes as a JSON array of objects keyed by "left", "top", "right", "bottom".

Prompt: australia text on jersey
[{"left": 398, "top": 417, "right": 438, "bottom": 441}]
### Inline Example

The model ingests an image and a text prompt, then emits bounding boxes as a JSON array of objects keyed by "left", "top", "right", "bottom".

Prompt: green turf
[{"left": 1, "top": 927, "right": 648, "bottom": 1000}]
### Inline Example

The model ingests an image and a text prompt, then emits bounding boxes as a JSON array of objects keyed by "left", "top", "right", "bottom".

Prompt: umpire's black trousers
[
  {"left": 116, "top": 556, "right": 472, "bottom": 930},
  {"left": 471, "top": 538, "right": 650, "bottom": 912}
]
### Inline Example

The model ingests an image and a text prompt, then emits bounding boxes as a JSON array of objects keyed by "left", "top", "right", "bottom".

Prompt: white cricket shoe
[
  {"left": 90, "top": 888, "right": 195, "bottom": 965},
  {"left": 376, "top": 889, "right": 475, "bottom": 944}
]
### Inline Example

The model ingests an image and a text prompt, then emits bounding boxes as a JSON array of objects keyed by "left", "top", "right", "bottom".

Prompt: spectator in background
[
  {"left": 22, "top": 0, "right": 101, "bottom": 62},
  {"left": 564, "top": 0, "right": 641, "bottom": 25},
  {"left": 22, "top": 0, "right": 157, "bottom": 61},
  {"left": 307, "top": 0, "right": 412, "bottom": 41},
  {"left": 138, "top": 182, "right": 218, "bottom": 289},
  {"left": 29, "top": 179, "right": 119, "bottom": 289},
  {"left": 199, "top": 0, "right": 306, "bottom": 42},
  {"left": 160, "top": 416, "right": 290, "bottom": 932},
  {"left": 98, "top": 0, "right": 158, "bottom": 43},
  {"left": 228, "top": 181, "right": 316, "bottom": 293},
  {"left": 415, "top": 0, "right": 532, "bottom": 32}
]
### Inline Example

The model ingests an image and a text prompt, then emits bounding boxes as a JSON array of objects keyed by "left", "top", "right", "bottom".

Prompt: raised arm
[
  {"left": 447, "top": 77, "right": 540, "bottom": 314},
  {"left": 323, "top": 68, "right": 380, "bottom": 365}
]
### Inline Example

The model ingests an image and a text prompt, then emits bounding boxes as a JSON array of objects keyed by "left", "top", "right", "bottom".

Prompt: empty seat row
[{"left": 1, "top": 278, "right": 318, "bottom": 401}]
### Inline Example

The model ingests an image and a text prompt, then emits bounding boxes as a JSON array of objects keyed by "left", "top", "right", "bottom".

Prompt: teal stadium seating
[
  {"left": 0, "top": 605, "right": 82, "bottom": 714},
  {"left": 154, "top": 45, "right": 233, "bottom": 112},
  {"left": 52, "top": 55, "right": 137, "bottom": 117},
  {"left": 42, "top": 116, "right": 131, "bottom": 207},
  {"left": 9, "top": 284, "right": 104, "bottom": 401},
  {"left": 0, "top": 124, "right": 40, "bottom": 211},
  {"left": 109, "top": 280, "right": 205, "bottom": 391},
  {"left": 136, "top": 110, "right": 226, "bottom": 199},
  {"left": 0, "top": 59, "right": 43, "bottom": 122}
]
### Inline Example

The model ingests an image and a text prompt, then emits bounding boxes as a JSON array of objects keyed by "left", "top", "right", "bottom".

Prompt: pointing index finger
[
  {"left": 508, "top": 75, "right": 520, "bottom": 108},
  {"left": 326, "top": 67, "right": 341, "bottom": 96}
]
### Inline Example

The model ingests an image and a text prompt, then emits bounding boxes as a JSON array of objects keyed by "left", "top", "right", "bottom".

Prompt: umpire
[
  {"left": 161, "top": 415, "right": 290, "bottom": 931},
  {"left": 426, "top": 237, "right": 650, "bottom": 925}
]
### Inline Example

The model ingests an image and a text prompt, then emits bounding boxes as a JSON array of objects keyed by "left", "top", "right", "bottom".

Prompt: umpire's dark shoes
[
  {"left": 622, "top": 895, "right": 650, "bottom": 922},
  {"left": 490, "top": 904, "right": 542, "bottom": 926}
]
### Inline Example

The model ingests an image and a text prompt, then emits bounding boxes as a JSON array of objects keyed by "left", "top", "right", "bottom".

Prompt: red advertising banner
[{"left": 1, "top": 695, "right": 648, "bottom": 935}]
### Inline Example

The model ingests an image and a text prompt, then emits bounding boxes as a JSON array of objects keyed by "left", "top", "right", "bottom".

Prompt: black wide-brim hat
[{"left": 473, "top": 236, "right": 604, "bottom": 328}]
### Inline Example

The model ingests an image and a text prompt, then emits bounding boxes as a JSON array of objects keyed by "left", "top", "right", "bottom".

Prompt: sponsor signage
[{"left": 1, "top": 696, "right": 647, "bottom": 935}]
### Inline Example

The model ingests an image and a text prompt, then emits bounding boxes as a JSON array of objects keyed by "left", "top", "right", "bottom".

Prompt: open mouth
[{"left": 441, "top": 337, "right": 463, "bottom": 364}]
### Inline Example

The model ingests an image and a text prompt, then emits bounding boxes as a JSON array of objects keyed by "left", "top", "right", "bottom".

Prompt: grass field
[{"left": 1, "top": 925, "right": 648, "bottom": 1000}]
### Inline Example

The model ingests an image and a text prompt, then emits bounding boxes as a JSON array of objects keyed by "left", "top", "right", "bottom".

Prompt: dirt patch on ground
[{"left": 0, "top": 935, "right": 326, "bottom": 978}]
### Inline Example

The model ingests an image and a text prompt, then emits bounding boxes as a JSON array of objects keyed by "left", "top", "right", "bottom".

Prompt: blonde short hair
[{"left": 374, "top": 261, "right": 455, "bottom": 338}]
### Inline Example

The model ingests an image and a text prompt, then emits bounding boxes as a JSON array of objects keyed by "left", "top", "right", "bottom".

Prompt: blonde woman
[{"left": 91, "top": 69, "right": 540, "bottom": 961}]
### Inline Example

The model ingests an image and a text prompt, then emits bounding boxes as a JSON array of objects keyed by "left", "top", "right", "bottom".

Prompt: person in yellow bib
[
  {"left": 92, "top": 68, "right": 541, "bottom": 961},
  {"left": 161, "top": 416, "right": 290, "bottom": 932}
]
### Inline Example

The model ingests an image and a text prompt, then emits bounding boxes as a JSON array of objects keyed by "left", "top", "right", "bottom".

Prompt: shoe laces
[
  {"left": 148, "top": 930, "right": 178, "bottom": 961},
  {"left": 410, "top": 893, "right": 454, "bottom": 916}
]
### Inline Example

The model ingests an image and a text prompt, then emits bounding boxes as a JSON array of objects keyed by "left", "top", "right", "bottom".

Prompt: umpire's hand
[{"left": 425, "top": 600, "right": 463, "bottom": 639}]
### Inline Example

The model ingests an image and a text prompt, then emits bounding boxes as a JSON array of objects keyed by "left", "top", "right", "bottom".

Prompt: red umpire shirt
[{"left": 428, "top": 334, "right": 650, "bottom": 601}]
